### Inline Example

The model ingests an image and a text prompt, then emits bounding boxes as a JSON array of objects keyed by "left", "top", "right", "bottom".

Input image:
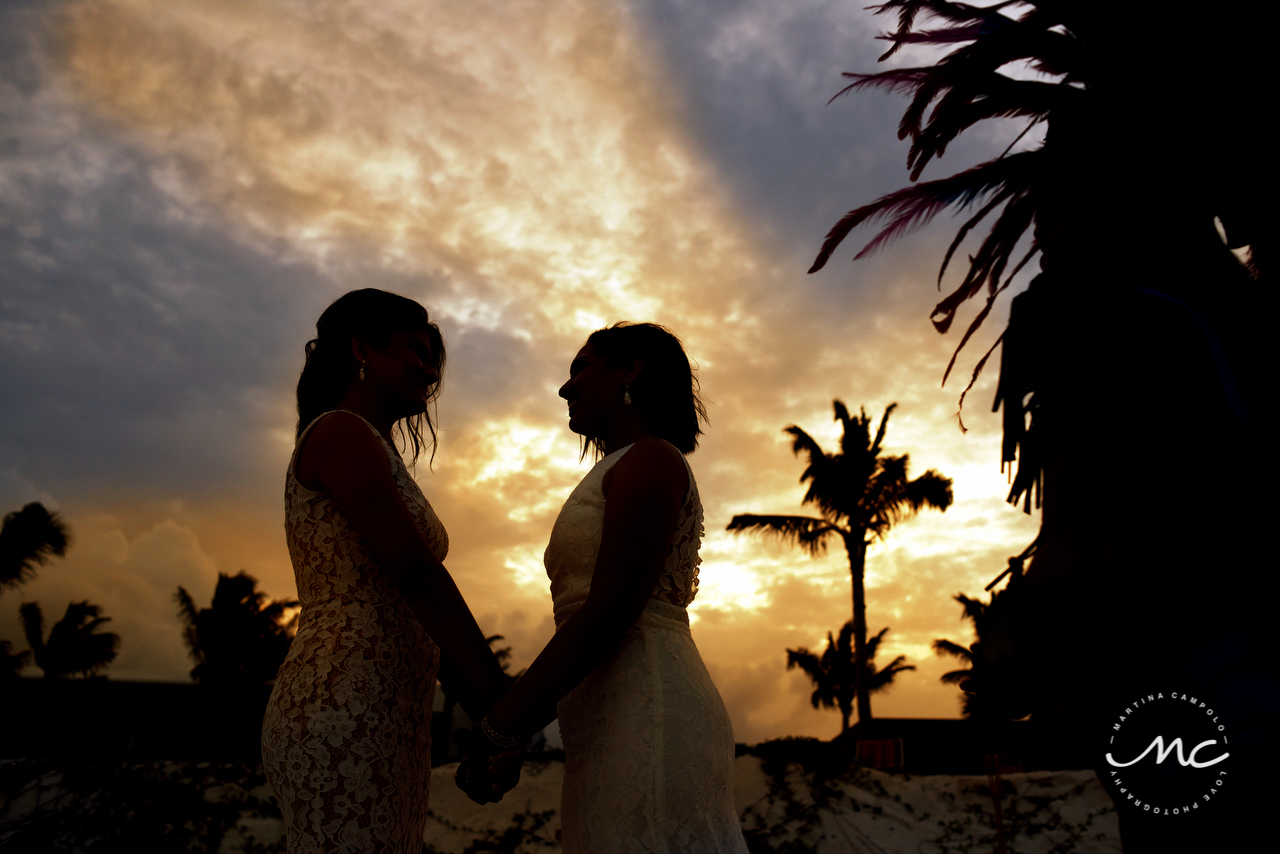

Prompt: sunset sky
[{"left": 0, "top": 0, "right": 1045, "bottom": 742}]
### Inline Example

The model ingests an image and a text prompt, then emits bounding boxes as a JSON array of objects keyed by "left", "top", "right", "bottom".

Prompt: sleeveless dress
[
  {"left": 262, "top": 411, "right": 446, "bottom": 854},
  {"left": 546, "top": 443, "right": 749, "bottom": 853}
]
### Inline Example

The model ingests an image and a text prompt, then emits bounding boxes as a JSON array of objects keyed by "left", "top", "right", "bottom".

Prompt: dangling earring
[
  {"left": 623, "top": 382, "right": 632, "bottom": 406},
  {"left": 359, "top": 361, "right": 367, "bottom": 381}
]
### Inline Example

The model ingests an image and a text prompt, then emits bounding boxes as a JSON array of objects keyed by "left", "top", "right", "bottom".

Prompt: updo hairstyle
[{"left": 296, "top": 288, "right": 445, "bottom": 463}]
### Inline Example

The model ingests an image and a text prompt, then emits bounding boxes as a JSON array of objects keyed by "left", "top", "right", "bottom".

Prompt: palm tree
[
  {"left": 788, "top": 621, "right": 915, "bottom": 733},
  {"left": 934, "top": 589, "right": 1023, "bottom": 854},
  {"left": 807, "top": 9, "right": 1268, "bottom": 845},
  {"left": 20, "top": 600, "right": 120, "bottom": 678},
  {"left": 805, "top": 0, "right": 1268, "bottom": 728},
  {"left": 176, "top": 571, "right": 298, "bottom": 688},
  {"left": 1, "top": 503, "right": 71, "bottom": 591},
  {"left": 807, "top": 1, "right": 1265, "bottom": 506},
  {"left": 933, "top": 593, "right": 987, "bottom": 719},
  {"left": 729, "top": 400, "right": 951, "bottom": 723}
]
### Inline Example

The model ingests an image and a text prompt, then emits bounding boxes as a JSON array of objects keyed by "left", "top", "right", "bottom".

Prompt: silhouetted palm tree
[
  {"left": 729, "top": 400, "right": 951, "bottom": 723},
  {"left": 1, "top": 503, "right": 70, "bottom": 592},
  {"left": 788, "top": 622, "right": 915, "bottom": 733},
  {"left": 176, "top": 571, "right": 298, "bottom": 688},
  {"left": 20, "top": 600, "right": 120, "bottom": 679},
  {"left": 808, "top": 8, "right": 1268, "bottom": 847},
  {"left": 808, "top": 1, "right": 1265, "bottom": 507},
  {"left": 933, "top": 593, "right": 987, "bottom": 718}
]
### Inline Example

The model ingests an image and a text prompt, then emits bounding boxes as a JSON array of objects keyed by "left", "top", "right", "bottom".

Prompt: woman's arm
[
  {"left": 482, "top": 437, "right": 689, "bottom": 738},
  {"left": 296, "top": 411, "right": 510, "bottom": 718}
]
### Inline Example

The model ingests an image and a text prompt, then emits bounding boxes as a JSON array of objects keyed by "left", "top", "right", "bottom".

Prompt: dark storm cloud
[
  {"left": 0, "top": 2, "right": 322, "bottom": 499},
  {"left": 627, "top": 0, "right": 1040, "bottom": 306}
]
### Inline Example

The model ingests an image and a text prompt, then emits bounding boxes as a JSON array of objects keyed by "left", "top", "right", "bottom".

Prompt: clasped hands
[{"left": 453, "top": 726, "right": 527, "bottom": 805}]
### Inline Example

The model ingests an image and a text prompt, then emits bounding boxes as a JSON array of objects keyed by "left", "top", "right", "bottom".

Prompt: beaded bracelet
[{"left": 479, "top": 715, "right": 521, "bottom": 750}]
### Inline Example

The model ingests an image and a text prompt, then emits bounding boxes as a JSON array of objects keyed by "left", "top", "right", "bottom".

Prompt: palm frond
[
  {"left": 809, "top": 151, "right": 1036, "bottom": 276},
  {"left": 870, "top": 403, "right": 897, "bottom": 457},
  {"left": 939, "top": 238, "right": 1037, "bottom": 385},
  {"left": 487, "top": 634, "right": 514, "bottom": 672},
  {"left": 1, "top": 503, "right": 72, "bottom": 590},
  {"left": 909, "top": 81, "right": 1068, "bottom": 180},
  {"left": 865, "top": 626, "right": 890, "bottom": 658},
  {"left": 868, "top": 655, "right": 916, "bottom": 692},
  {"left": 174, "top": 586, "right": 202, "bottom": 662},
  {"left": 787, "top": 646, "right": 837, "bottom": 710},
  {"left": 927, "top": 183, "right": 1037, "bottom": 335},
  {"left": 903, "top": 470, "right": 955, "bottom": 512},
  {"left": 835, "top": 403, "right": 872, "bottom": 462},
  {"left": 726, "top": 514, "right": 835, "bottom": 557},
  {"left": 932, "top": 637, "right": 971, "bottom": 661},
  {"left": 954, "top": 592, "right": 988, "bottom": 627},
  {"left": 783, "top": 425, "right": 835, "bottom": 495}
]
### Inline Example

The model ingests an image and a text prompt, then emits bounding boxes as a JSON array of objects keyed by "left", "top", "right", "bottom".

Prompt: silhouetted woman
[
  {"left": 262, "top": 289, "right": 511, "bottom": 853},
  {"left": 459, "top": 322, "right": 749, "bottom": 852}
]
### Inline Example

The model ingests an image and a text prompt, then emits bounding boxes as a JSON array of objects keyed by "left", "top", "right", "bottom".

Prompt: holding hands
[{"left": 454, "top": 717, "right": 527, "bottom": 804}]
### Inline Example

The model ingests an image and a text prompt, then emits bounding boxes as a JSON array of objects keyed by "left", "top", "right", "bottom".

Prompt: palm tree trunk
[{"left": 844, "top": 532, "right": 871, "bottom": 724}]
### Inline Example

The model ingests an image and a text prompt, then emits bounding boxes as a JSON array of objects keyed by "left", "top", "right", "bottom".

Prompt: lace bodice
[
  {"left": 544, "top": 442, "right": 702, "bottom": 622},
  {"left": 285, "top": 411, "right": 448, "bottom": 611}
]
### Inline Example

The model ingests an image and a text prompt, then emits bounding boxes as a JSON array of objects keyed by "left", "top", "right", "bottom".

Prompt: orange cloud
[{"left": 20, "top": 0, "right": 1044, "bottom": 738}]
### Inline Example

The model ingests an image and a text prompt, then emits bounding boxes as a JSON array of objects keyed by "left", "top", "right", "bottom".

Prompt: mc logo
[
  {"left": 1106, "top": 736, "right": 1228, "bottom": 769},
  {"left": 1103, "top": 691, "right": 1231, "bottom": 815}
]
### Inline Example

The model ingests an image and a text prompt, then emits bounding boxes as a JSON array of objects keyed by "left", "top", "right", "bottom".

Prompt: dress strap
[{"left": 289, "top": 410, "right": 395, "bottom": 491}]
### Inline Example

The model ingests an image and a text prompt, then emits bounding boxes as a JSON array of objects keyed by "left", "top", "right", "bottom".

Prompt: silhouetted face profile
[
  {"left": 558, "top": 341, "right": 632, "bottom": 440},
  {"left": 297, "top": 287, "right": 446, "bottom": 463},
  {"left": 359, "top": 328, "right": 440, "bottom": 420}
]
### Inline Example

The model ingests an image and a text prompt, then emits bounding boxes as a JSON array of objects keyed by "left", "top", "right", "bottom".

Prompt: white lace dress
[
  {"left": 546, "top": 443, "right": 749, "bottom": 853},
  {"left": 262, "top": 411, "right": 446, "bottom": 853}
]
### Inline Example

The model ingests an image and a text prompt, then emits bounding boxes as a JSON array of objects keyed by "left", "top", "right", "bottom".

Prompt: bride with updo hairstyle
[{"left": 262, "top": 288, "right": 514, "bottom": 853}]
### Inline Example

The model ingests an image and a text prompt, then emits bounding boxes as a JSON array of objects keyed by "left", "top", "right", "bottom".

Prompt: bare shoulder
[
  {"left": 295, "top": 411, "right": 388, "bottom": 492},
  {"left": 622, "top": 437, "right": 685, "bottom": 468},
  {"left": 605, "top": 438, "right": 688, "bottom": 498}
]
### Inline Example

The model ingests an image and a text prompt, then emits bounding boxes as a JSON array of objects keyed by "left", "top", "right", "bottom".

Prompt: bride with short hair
[{"left": 458, "top": 322, "right": 749, "bottom": 852}]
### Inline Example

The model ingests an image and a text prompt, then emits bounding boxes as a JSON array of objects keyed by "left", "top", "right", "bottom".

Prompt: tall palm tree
[
  {"left": 176, "top": 571, "right": 298, "bottom": 688},
  {"left": 20, "top": 600, "right": 120, "bottom": 679},
  {"left": 729, "top": 400, "right": 951, "bottom": 723},
  {"left": 1, "top": 503, "right": 71, "bottom": 591},
  {"left": 788, "top": 621, "right": 915, "bottom": 733},
  {"left": 807, "top": 8, "right": 1268, "bottom": 845}
]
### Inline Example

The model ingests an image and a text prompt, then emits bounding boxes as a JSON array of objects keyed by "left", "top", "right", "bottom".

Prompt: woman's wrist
[{"left": 479, "top": 714, "right": 522, "bottom": 750}]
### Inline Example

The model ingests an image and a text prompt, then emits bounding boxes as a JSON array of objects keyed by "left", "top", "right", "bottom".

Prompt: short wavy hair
[
  {"left": 295, "top": 288, "right": 445, "bottom": 464},
  {"left": 584, "top": 322, "right": 707, "bottom": 457}
]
